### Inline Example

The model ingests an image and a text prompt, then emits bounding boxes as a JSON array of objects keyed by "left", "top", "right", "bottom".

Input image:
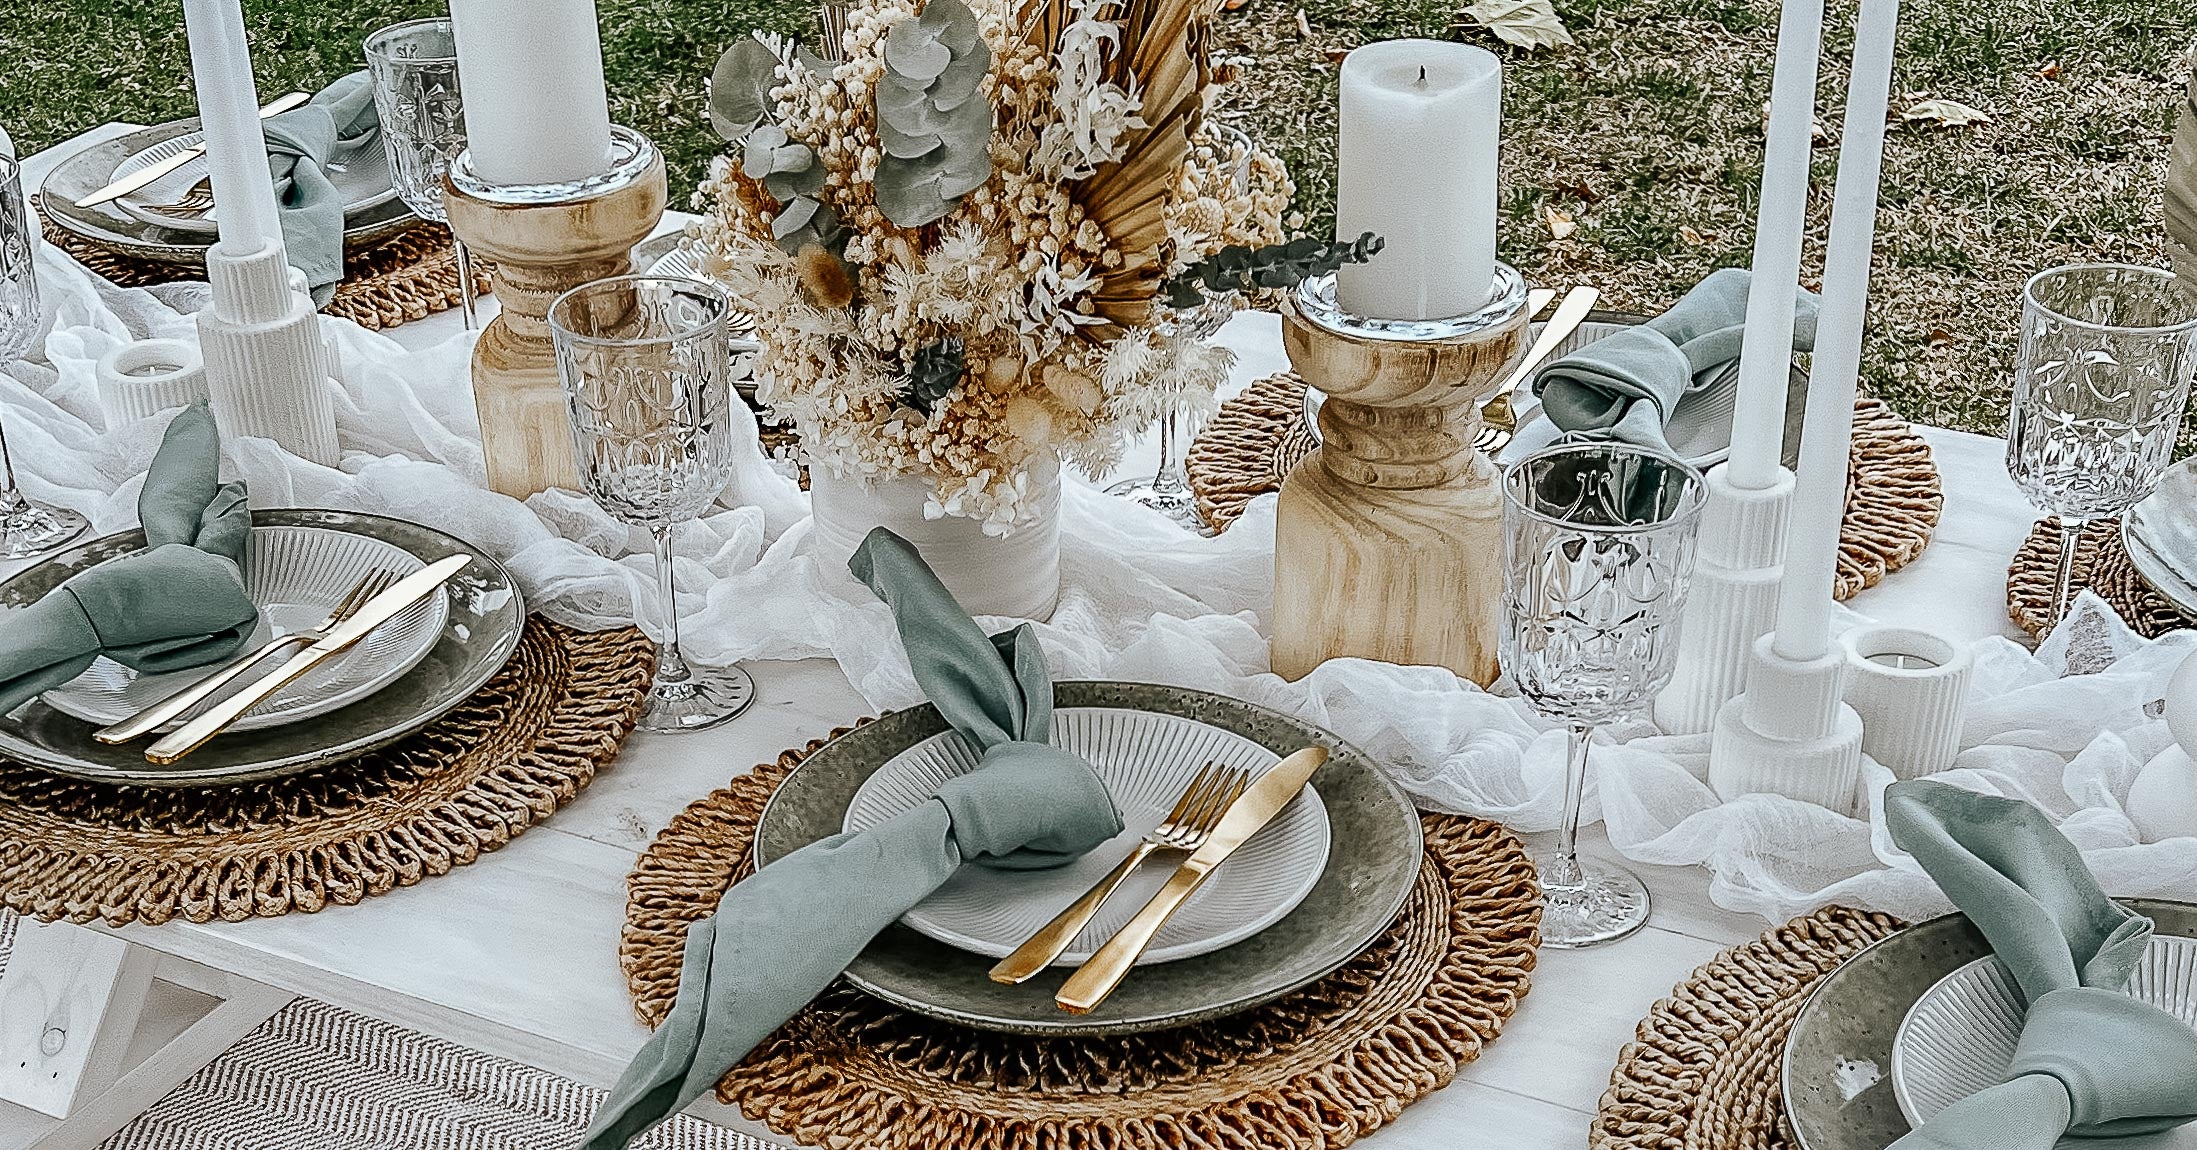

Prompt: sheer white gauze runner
[{"left": 12, "top": 240, "right": 2197, "bottom": 924}]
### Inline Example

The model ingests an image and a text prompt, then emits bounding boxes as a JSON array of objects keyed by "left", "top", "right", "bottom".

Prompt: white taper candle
[
  {"left": 1723, "top": 0, "right": 1827, "bottom": 490},
  {"left": 1334, "top": 40, "right": 1500, "bottom": 321},
  {"left": 1771, "top": 0, "right": 1901, "bottom": 662},
  {"left": 182, "top": 0, "right": 284, "bottom": 253},
  {"left": 448, "top": 0, "right": 615, "bottom": 186}
]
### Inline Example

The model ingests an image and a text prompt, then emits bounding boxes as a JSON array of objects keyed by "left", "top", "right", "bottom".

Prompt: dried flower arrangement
[{"left": 696, "top": 0, "right": 1337, "bottom": 531}]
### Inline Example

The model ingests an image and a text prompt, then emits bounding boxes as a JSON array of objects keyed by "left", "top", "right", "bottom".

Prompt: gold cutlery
[
  {"left": 1475, "top": 285, "right": 1600, "bottom": 451},
  {"left": 94, "top": 569, "right": 401, "bottom": 745},
  {"left": 1055, "top": 745, "right": 1330, "bottom": 1013},
  {"left": 74, "top": 91, "right": 312, "bottom": 209},
  {"left": 989, "top": 762, "right": 1251, "bottom": 985},
  {"left": 140, "top": 177, "right": 215, "bottom": 221},
  {"left": 143, "top": 554, "right": 472, "bottom": 764}
]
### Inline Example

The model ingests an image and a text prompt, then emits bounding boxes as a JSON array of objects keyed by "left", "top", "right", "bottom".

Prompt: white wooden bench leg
[{"left": 0, "top": 920, "right": 294, "bottom": 1150}]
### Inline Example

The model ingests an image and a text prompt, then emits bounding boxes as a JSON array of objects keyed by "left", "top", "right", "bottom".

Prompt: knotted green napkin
[
  {"left": 261, "top": 71, "right": 380, "bottom": 305},
  {"left": 580, "top": 528, "right": 1122, "bottom": 1149},
  {"left": 1532, "top": 268, "right": 1820, "bottom": 453},
  {"left": 1884, "top": 779, "right": 2197, "bottom": 1149},
  {"left": 0, "top": 403, "right": 255, "bottom": 715}
]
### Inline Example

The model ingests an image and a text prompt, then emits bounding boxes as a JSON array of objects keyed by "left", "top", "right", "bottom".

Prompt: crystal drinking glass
[
  {"left": 364, "top": 18, "right": 478, "bottom": 329},
  {"left": 1103, "top": 124, "right": 1257, "bottom": 534},
  {"left": 551, "top": 275, "right": 756, "bottom": 732},
  {"left": 0, "top": 154, "right": 88, "bottom": 559},
  {"left": 1501, "top": 442, "right": 1706, "bottom": 948},
  {"left": 2006, "top": 262, "right": 2197, "bottom": 625}
]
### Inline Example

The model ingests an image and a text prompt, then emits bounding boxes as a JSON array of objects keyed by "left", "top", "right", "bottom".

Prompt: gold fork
[
  {"left": 93, "top": 569, "right": 400, "bottom": 744},
  {"left": 988, "top": 762, "right": 1251, "bottom": 984},
  {"left": 140, "top": 177, "right": 215, "bottom": 221}
]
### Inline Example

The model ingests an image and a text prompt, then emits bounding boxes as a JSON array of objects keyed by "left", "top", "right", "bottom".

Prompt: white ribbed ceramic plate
[
  {"left": 111, "top": 130, "right": 398, "bottom": 236},
  {"left": 2125, "top": 457, "right": 2197, "bottom": 618},
  {"left": 1891, "top": 934, "right": 2197, "bottom": 1130},
  {"left": 40, "top": 526, "right": 447, "bottom": 733},
  {"left": 844, "top": 707, "right": 1331, "bottom": 966}
]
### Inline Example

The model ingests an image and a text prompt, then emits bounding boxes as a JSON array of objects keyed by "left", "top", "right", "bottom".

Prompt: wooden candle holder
[
  {"left": 1270, "top": 270, "right": 1529, "bottom": 686},
  {"left": 443, "top": 126, "right": 667, "bottom": 499}
]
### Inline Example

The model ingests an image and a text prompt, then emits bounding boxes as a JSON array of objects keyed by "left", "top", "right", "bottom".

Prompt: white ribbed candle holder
[
  {"left": 1709, "top": 632, "right": 1863, "bottom": 813},
  {"left": 1841, "top": 625, "right": 1971, "bottom": 780},
  {"left": 196, "top": 236, "right": 339, "bottom": 465},
  {"left": 1655, "top": 464, "right": 1795, "bottom": 733},
  {"left": 96, "top": 339, "right": 209, "bottom": 425}
]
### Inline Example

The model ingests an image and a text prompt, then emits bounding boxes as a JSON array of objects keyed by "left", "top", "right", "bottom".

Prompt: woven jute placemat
[
  {"left": 52, "top": 223, "right": 489, "bottom": 333},
  {"left": 1186, "top": 374, "right": 1944, "bottom": 601},
  {"left": 1591, "top": 905, "right": 1906, "bottom": 1150},
  {"left": 0, "top": 617, "right": 652, "bottom": 926},
  {"left": 2007, "top": 518, "right": 2197, "bottom": 638},
  {"left": 619, "top": 729, "right": 1542, "bottom": 1150}
]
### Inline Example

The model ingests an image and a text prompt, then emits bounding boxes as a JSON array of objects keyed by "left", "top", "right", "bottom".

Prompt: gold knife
[
  {"left": 142, "top": 554, "right": 472, "bottom": 764},
  {"left": 1055, "top": 745, "right": 1330, "bottom": 1013},
  {"left": 75, "top": 91, "right": 312, "bottom": 208},
  {"left": 1494, "top": 284, "right": 1600, "bottom": 396}
]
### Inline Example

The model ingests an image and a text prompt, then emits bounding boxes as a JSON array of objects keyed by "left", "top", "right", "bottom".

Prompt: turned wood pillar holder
[
  {"left": 1271, "top": 267, "right": 1530, "bottom": 685},
  {"left": 443, "top": 125, "right": 667, "bottom": 499}
]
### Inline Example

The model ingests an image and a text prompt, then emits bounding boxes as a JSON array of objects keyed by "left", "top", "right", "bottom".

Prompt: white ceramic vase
[{"left": 808, "top": 458, "right": 1063, "bottom": 620}]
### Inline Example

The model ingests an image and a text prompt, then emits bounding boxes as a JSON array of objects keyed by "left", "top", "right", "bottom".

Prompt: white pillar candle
[
  {"left": 1724, "top": 0, "right": 1826, "bottom": 491},
  {"left": 1771, "top": 0, "right": 1900, "bottom": 662},
  {"left": 182, "top": 0, "right": 284, "bottom": 253},
  {"left": 448, "top": 0, "right": 615, "bottom": 185},
  {"left": 1334, "top": 40, "right": 1500, "bottom": 321}
]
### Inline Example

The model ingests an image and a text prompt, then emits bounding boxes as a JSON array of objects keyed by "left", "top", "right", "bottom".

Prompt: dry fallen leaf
[
  {"left": 1295, "top": 7, "right": 1313, "bottom": 38},
  {"left": 1545, "top": 206, "right": 1576, "bottom": 239},
  {"left": 1556, "top": 178, "right": 1597, "bottom": 202},
  {"left": 1462, "top": 0, "right": 1575, "bottom": 51},
  {"left": 2035, "top": 62, "right": 2060, "bottom": 80},
  {"left": 1925, "top": 328, "right": 1955, "bottom": 350},
  {"left": 1323, "top": 46, "right": 1350, "bottom": 64},
  {"left": 1679, "top": 225, "right": 1715, "bottom": 246},
  {"left": 1901, "top": 97, "right": 1992, "bottom": 128}
]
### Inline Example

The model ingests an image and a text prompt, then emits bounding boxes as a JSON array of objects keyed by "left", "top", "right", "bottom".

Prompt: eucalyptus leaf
[
  {"left": 873, "top": 0, "right": 994, "bottom": 228},
  {"left": 710, "top": 38, "right": 782, "bottom": 142}
]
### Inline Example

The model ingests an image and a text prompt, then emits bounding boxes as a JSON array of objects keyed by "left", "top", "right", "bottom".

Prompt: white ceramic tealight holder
[
  {"left": 1655, "top": 465, "right": 1795, "bottom": 733},
  {"left": 1708, "top": 633, "right": 1864, "bottom": 814},
  {"left": 196, "top": 236, "right": 339, "bottom": 464},
  {"left": 2129, "top": 648, "right": 2197, "bottom": 841},
  {"left": 95, "top": 338, "right": 210, "bottom": 425},
  {"left": 1839, "top": 625, "right": 1972, "bottom": 780}
]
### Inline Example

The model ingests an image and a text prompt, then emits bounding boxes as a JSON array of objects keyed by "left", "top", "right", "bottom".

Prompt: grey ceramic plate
[
  {"left": 755, "top": 681, "right": 1424, "bottom": 1035},
  {"left": 37, "top": 121, "right": 417, "bottom": 267},
  {"left": 1782, "top": 899, "right": 2197, "bottom": 1150},
  {"left": 0, "top": 509, "right": 523, "bottom": 786},
  {"left": 2124, "top": 457, "right": 2197, "bottom": 618}
]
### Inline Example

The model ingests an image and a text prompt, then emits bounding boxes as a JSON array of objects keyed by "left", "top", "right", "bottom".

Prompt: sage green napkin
[
  {"left": 0, "top": 403, "right": 255, "bottom": 715},
  {"left": 261, "top": 71, "right": 380, "bottom": 306},
  {"left": 1532, "top": 268, "right": 1820, "bottom": 453},
  {"left": 1883, "top": 779, "right": 2197, "bottom": 1149},
  {"left": 580, "top": 528, "right": 1122, "bottom": 1150}
]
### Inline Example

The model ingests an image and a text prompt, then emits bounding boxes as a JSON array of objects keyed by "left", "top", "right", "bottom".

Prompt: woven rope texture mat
[
  {"left": 1186, "top": 373, "right": 1944, "bottom": 601},
  {"left": 51, "top": 223, "right": 489, "bottom": 333},
  {"left": 1591, "top": 905, "right": 1905, "bottom": 1150},
  {"left": 620, "top": 729, "right": 1543, "bottom": 1150},
  {"left": 0, "top": 618, "right": 652, "bottom": 926},
  {"left": 2008, "top": 518, "right": 2196, "bottom": 638}
]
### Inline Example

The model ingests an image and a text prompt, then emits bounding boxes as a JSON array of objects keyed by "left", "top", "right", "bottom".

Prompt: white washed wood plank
[{"left": 0, "top": 921, "right": 155, "bottom": 1118}]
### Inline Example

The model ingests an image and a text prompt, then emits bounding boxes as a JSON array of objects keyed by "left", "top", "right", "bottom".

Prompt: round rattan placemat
[
  {"left": 0, "top": 617, "right": 652, "bottom": 926},
  {"left": 2007, "top": 518, "right": 2197, "bottom": 638},
  {"left": 620, "top": 729, "right": 1543, "bottom": 1150},
  {"left": 51, "top": 223, "right": 489, "bottom": 333},
  {"left": 1186, "top": 374, "right": 1944, "bottom": 601},
  {"left": 1591, "top": 905, "right": 1906, "bottom": 1150}
]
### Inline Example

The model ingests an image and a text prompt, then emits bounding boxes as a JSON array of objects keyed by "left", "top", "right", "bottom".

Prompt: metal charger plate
[
  {"left": 755, "top": 681, "right": 1424, "bottom": 1035},
  {"left": 37, "top": 120, "right": 417, "bottom": 267},
  {"left": 1782, "top": 898, "right": 2197, "bottom": 1150},
  {"left": 0, "top": 509, "right": 523, "bottom": 786}
]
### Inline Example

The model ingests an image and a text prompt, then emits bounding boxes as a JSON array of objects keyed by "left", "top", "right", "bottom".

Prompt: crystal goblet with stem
[
  {"left": 1104, "top": 124, "right": 1256, "bottom": 534},
  {"left": 2006, "top": 262, "right": 2197, "bottom": 626},
  {"left": 0, "top": 153, "right": 87, "bottom": 559},
  {"left": 1501, "top": 441, "right": 1706, "bottom": 948},
  {"left": 364, "top": 18, "right": 478, "bottom": 329},
  {"left": 551, "top": 275, "right": 756, "bottom": 732}
]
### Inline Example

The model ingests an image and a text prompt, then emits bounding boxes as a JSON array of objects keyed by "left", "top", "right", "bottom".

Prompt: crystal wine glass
[
  {"left": 1501, "top": 441, "right": 1706, "bottom": 948},
  {"left": 364, "top": 18, "right": 479, "bottom": 329},
  {"left": 2006, "top": 262, "right": 2197, "bottom": 626},
  {"left": 0, "top": 153, "right": 88, "bottom": 559},
  {"left": 1104, "top": 124, "right": 1257, "bottom": 534},
  {"left": 551, "top": 275, "right": 756, "bottom": 732}
]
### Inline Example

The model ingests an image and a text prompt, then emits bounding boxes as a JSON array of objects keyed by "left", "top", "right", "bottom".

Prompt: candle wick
[{"left": 1416, "top": 64, "right": 1427, "bottom": 85}]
